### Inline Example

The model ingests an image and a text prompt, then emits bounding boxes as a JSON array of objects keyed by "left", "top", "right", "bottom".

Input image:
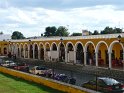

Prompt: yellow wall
[{"left": 0, "top": 67, "right": 90, "bottom": 93}]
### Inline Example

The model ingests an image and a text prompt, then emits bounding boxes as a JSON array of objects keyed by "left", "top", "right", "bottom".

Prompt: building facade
[{"left": 0, "top": 33, "right": 124, "bottom": 70}]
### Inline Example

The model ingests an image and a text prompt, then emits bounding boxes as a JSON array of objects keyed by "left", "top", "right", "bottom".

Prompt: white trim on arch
[
  {"left": 108, "top": 40, "right": 124, "bottom": 53},
  {"left": 39, "top": 42, "right": 45, "bottom": 49},
  {"left": 85, "top": 41, "right": 95, "bottom": 52},
  {"left": 66, "top": 42, "right": 75, "bottom": 51},
  {"left": 33, "top": 42, "right": 39, "bottom": 50},
  {"left": 45, "top": 42, "right": 50, "bottom": 51},
  {"left": 95, "top": 41, "right": 108, "bottom": 53},
  {"left": 75, "top": 41, "right": 85, "bottom": 52},
  {"left": 50, "top": 42, "right": 57, "bottom": 51}
]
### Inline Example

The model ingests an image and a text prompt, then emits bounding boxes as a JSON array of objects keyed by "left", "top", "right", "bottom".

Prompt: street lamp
[
  {"left": 60, "top": 37, "right": 63, "bottom": 62},
  {"left": 117, "top": 35, "right": 124, "bottom": 71}
]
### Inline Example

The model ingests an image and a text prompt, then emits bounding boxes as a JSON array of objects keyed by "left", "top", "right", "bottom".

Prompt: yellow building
[{"left": 0, "top": 33, "right": 124, "bottom": 69}]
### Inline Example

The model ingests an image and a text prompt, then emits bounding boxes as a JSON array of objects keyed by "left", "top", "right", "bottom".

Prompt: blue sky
[{"left": 0, "top": 0, "right": 124, "bottom": 37}]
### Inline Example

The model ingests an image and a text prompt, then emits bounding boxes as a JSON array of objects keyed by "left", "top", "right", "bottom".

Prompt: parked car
[
  {"left": 29, "top": 66, "right": 52, "bottom": 75},
  {"left": 13, "top": 63, "right": 29, "bottom": 72},
  {"left": 81, "top": 77, "right": 124, "bottom": 93},
  {"left": 54, "top": 74, "right": 69, "bottom": 83},
  {"left": 1, "top": 60, "right": 16, "bottom": 67}
]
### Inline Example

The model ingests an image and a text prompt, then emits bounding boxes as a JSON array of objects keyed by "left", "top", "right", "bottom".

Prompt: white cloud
[{"left": 0, "top": 5, "right": 124, "bottom": 37}]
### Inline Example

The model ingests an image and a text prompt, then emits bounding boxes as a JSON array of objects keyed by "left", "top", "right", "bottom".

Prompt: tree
[
  {"left": 71, "top": 33, "right": 82, "bottom": 36},
  {"left": 92, "top": 30, "right": 99, "bottom": 35},
  {"left": 55, "top": 26, "right": 69, "bottom": 36},
  {"left": 11, "top": 31, "right": 25, "bottom": 39},
  {"left": 101, "top": 26, "right": 123, "bottom": 34},
  {"left": 44, "top": 26, "right": 57, "bottom": 37},
  {"left": 0, "top": 31, "right": 3, "bottom": 35}
]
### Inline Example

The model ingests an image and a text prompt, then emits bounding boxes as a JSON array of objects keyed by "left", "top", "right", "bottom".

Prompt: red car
[{"left": 14, "top": 63, "right": 29, "bottom": 72}]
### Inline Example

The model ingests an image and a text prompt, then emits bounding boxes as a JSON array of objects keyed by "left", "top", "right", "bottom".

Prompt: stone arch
[
  {"left": 20, "top": 43, "right": 24, "bottom": 58},
  {"left": 95, "top": 41, "right": 109, "bottom": 67},
  {"left": 33, "top": 43, "right": 38, "bottom": 59},
  {"left": 75, "top": 41, "right": 84, "bottom": 64},
  {"left": 45, "top": 42, "right": 51, "bottom": 61},
  {"left": 39, "top": 42, "right": 45, "bottom": 60},
  {"left": 50, "top": 42, "right": 57, "bottom": 51},
  {"left": 66, "top": 42, "right": 75, "bottom": 63},
  {"left": 85, "top": 41, "right": 95, "bottom": 66},
  {"left": 24, "top": 43, "right": 28, "bottom": 58},
  {"left": 108, "top": 40, "right": 124, "bottom": 69},
  {"left": 58, "top": 42, "right": 65, "bottom": 62}
]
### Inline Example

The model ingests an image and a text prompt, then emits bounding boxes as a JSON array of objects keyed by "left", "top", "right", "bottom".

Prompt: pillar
[
  {"left": 95, "top": 52, "right": 98, "bottom": 66},
  {"left": 74, "top": 50, "right": 76, "bottom": 64},
  {"left": 23, "top": 49, "right": 26, "bottom": 58},
  {"left": 84, "top": 51, "right": 86, "bottom": 65},
  {"left": 38, "top": 48, "right": 40, "bottom": 60},
  {"left": 108, "top": 52, "right": 112, "bottom": 68},
  {"left": 65, "top": 49, "right": 67, "bottom": 63},
  {"left": 33, "top": 46, "right": 35, "bottom": 59}
]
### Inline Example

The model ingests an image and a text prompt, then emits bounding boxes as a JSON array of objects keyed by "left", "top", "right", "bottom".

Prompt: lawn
[{"left": 0, "top": 72, "right": 65, "bottom": 93}]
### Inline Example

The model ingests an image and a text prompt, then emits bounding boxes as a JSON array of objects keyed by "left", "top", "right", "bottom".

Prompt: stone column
[
  {"left": 108, "top": 52, "right": 112, "bottom": 68},
  {"left": 28, "top": 46, "right": 30, "bottom": 59},
  {"left": 65, "top": 49, "right": 67, "bottom": 63},
  {"left": 23, "top": 49, "right": 26, "bottom": 58},
  {"left": 95, "top": 52, "right": 98, "bottom": 66},
  {"left": 33, "top": 46, "right": 35, "bottom": 59},
  {"left": 74, "top": 50, "right": 76, "bottom": 64},
  {"left": 38, "top": 48, "right": 40, "bottom": 60},
  {"left": 84, "top": 51, "right": 87, "bottom": 66}
]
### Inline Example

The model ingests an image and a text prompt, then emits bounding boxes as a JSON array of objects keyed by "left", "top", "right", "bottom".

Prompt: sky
[{"left": 0, "top": 0, "right": 124, "bottom": 37}]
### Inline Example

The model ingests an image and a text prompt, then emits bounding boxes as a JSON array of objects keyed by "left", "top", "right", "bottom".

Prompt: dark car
[
  {"left": 81, "top": 77, "right": 124, "bottom": 93},
  {"left": 54, "top": 74, "right": 69, "bottom": 83},
  {"left": 14, "top": 63, "right": 29, "bottom": 72}
]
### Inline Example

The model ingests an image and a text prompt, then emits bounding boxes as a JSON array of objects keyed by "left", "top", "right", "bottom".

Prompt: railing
[{"left": 6, "top": 33, "right": 124, "bottom": 42}]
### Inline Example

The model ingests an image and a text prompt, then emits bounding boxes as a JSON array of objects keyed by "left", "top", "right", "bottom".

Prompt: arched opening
[
  {"left": 45, "top": 43, "right": 50, "bottom": 61},
  {"left": 20, "top": 44, "right": 24, "bottom": 58},
  {"left": 39, "top": 44, "right": 44, "bottom": 60},
  {"left": 34, "top": 44, "right": 38, "bottom": 59},
  {"left": 25, "top": 44, "right": 28, "bottom": 58},
  {"left": 29, "top": 44, "right": 33, "bottom": 58},
  {"left": 4, "top": 47, "right": 7, "bottom": 55},
  {"left": 97, "top": 43, "right": 108, "bottom": 67},
  {"left": 76, "top": 43, "right": 84, "bottom": 64},
  {"left": 59, "top": 43, "right": 65, "bottom": 62},
  {"left": 51, "top": 43, "right": 58, "bottom": 61},
  {"left": 111, "top": 43, "right": 123, "bottom": 69},
  {"left": 86, "top": 43, "right": 95, "bottom": 66},
  {"left": 67, "top": 43, "right": 74, "bottom": 63}
]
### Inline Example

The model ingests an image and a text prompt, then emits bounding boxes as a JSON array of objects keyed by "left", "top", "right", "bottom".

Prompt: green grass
[{"left": 0, "top": 72, "right": 65, "bottom": 93}]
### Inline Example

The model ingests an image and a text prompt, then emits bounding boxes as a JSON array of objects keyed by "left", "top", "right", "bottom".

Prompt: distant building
[
  {"left": 0, "top": 34, "right": 11, "bottom": 41},
  {"left": 82, "top": 30, "right": 89, "bottom": 36}
]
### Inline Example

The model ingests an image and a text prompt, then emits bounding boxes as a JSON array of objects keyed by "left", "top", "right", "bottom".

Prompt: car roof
[{"left": 98, "top": 77, "right": 119, "bottom": 85}]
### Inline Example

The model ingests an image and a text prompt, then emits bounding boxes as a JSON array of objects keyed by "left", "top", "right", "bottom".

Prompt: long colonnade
[{"left": 1, "top": 34, "right": 124, "bottom": 70}]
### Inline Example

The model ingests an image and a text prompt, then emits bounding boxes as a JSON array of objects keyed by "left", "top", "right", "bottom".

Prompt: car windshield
[
  {"left": 36, "top": 67, "right": 48, "bottom": 70},
  {"left": 103, "top": 78, "right": 119, "bottom": 85}
]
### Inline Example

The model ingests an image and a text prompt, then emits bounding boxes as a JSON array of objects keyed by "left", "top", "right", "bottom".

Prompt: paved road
[{"left": 54, "top": 69, "right": 95, "bottom": 86}]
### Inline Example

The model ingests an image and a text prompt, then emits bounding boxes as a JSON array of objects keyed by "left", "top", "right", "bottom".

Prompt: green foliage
[
  {"left": 44, "top": 26, "right": 57, "bottom": 37},
  {"left": 11, "top": 31, "right": 25, "bottom": 39},
  {"left": 71, "top": 33, "right": 82, "bottom": 36},
  {"left": 0, "top": 31, "right": 3, "bottom": 35},
  {"left": 101, "top": 26, "right": 122, "bottom": 34},
  {"left": 92, "top": 30, "right": 99, "bottom": 35},
  {"left": 44, "top": 26, "right": 69, "bottom": 37},
  {"left": 55, "top": 26, "right": 69, "bottom": 36}
]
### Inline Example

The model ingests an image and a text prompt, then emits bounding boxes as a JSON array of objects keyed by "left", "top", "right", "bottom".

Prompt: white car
[
  {"left": 1, "top": 60, "right": 16, "bottom": 67},
  {"left": 29, "top": 66, "right": 52, "bottom": 75}
]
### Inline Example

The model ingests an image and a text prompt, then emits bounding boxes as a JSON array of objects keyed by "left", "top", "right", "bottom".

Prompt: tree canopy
[
  {"left": 44, "top": 26, "right": 69, "bottom": 37},
  {"left": 44, "top": 26, "right": 57, "bottom": 37},
  {"left": 100, "top": 26, "right": 122, "bottom": 34},
  {"left": 11, "top": 31, "right": 25, "bottom": 39},
  {"left": 71, "top": 33, "right": 82, "bottom": 36}
]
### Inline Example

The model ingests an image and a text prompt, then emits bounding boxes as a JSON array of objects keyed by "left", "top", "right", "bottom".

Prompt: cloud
[{"left": 0, "top": 2, "right": 124, "bottom": 37}]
